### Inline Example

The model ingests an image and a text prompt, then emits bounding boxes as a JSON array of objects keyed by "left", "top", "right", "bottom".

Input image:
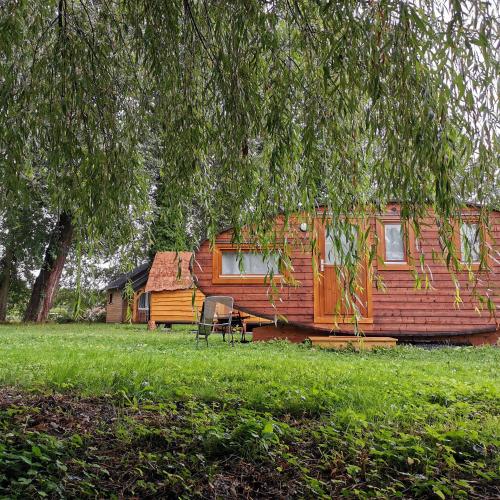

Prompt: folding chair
[{"left": 193, "top": 296, "right": 234, "bottom": 346}]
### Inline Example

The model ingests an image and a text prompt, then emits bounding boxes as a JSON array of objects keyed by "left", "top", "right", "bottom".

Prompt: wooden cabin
[
  {"left": 104, "top": 253, "right": 203, "bottom": 326},
  {"left": 105, "top": 262, "right": 150, "bottom": 323},
  {"left": 193, "top": 204, "right": 500, "bottom": 345},
  {"left": 145, "top": 251, "right": 204, "bottom": 327}
]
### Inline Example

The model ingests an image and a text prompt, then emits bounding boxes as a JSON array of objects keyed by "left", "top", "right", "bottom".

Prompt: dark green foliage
[
  {"left": 1, "top": 1, "right": 497, "bottom": 248},
  {"left": 0, "top": 394, "right": 498, "bottom": 498},
  {"left": 0, "top": 421, "right": 77, "bottom": 497},
  {"left": 0, "top": 185, "right": 54, "bottom": 319},
  {"left": 150, "top": 184, "right": 190, "bottom": 254},
  {"left": 4, "top": 278, "right": 31, "bottom": 322}
]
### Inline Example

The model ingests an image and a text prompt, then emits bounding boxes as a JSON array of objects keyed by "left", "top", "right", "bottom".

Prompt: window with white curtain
[
  {"left": 460, "top": 223, "right": 480, "bottom": 263},
  {"left": 221, "top": 251, "right": 279, "bottom": 275},
  {"left": 384, "top": 223, "right": 405, "bottom": 262},
  {"left": 325, "top": 226, "right": 358, "bottom": 265}
]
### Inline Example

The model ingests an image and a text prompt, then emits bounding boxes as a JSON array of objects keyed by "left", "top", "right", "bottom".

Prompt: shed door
[
  {"left": 314, "top": 220, "right": 372, "bottom": 324},
  {"left": 136, "top": 291, "right": 150, "bottom": 323}
]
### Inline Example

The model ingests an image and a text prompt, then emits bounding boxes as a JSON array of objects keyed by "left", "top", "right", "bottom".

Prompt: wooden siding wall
[
  {"left": 105, "top": 290, "right": 124, "bottom": 323},
  {"left": 193, "top": 208, "right": 499, "bottom": 337},
  {"left": 150, "top": 289, "right": 205, "bottom": 323}
]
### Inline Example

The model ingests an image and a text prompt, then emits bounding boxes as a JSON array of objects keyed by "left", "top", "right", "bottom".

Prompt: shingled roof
[
  {"left": 106, "top": 262, "right": 150, "bottom": 291},
  {"left": 145, "top": 251, "right": 194, "bottom": 292}
]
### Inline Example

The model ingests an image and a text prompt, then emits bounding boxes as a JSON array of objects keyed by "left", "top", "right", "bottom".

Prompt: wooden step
[{"left": 308, "top": 336, "right": 397, "bottom": 350}]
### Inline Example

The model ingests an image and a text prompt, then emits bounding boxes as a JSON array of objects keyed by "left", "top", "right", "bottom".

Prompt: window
[
  {"left": 325, "top": 226, "right": 358, "bottom": 265},
  {"left": 460, "top": 223, "right": 481, "bottom": 264},
  {"left": 108, "top": 293, "right": 113, "bottom": 304},
  {"left": 138, "top": 292, "right": 149, "bottom": 310},
  {"left": 221, "top": 251, "right": 279, "bottom": 276},
  {"left": 212, "top": 243, "right": 282, "bottom": 284},
  {"left": 454, "top": 217, "right": 490, "bottom": 270},
  {"left": 376, "top": 216, "right": 414, "bottom": 270},
  {"left": 384, "top": 224, "right": 405, "bottom": 262}
]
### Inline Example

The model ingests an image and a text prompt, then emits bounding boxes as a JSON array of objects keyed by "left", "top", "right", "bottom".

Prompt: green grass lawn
[{"left": 0, "top": 323, "right": 498, "bottom": 498}]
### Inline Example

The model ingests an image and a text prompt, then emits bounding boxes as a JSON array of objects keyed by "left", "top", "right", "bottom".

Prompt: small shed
[
  {"left": 105, "top": 262, "right": 150, "bottom": 323},
  {"left": 145, "top": 251, "right": 205, "bottom": 326}
]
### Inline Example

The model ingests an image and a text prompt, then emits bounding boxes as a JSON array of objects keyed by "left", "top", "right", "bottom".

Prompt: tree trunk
[
  {"left": 0, "top": 247, "right": 15, "bottom": 322},
  {"left": 24, "top": 212, "right": 74, "bottom": 322}
]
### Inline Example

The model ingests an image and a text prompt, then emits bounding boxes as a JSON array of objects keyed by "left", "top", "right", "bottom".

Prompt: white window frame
[{"left": 220, "top": 250, "right": 279, "bottom": 276}]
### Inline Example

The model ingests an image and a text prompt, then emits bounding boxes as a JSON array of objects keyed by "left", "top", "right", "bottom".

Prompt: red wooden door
[{"left": 314, "top": 219, "right": 372, "bottom": 324}]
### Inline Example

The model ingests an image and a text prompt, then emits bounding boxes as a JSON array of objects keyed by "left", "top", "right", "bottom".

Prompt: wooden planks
[
  {"left": 252, "top": 325, "right": 397, "bottom": 349},
  {"left": 105, "top": 291, "right": 124, "bottom": 323},
  {"left": 150, "top": 289, "right": 204, "bottom": 323}
]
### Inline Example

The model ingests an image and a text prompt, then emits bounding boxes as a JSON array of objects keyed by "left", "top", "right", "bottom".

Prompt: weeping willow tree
[
  {"left": 127, "top": 0, "right": 498, "bottom": 321},
  {"left": 126, "top": 1, "right": 498, "bottom": 235},
  {"left": 1, "top": 1, "right": 498, "bottom": 321},
  {"left": 1, "top": 1, "right": 149, "bottom": 320}
]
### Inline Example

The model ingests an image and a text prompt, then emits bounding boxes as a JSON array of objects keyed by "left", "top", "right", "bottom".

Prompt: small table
[{"left": 215, "top": 312, "right": 249, "bottom": 343}]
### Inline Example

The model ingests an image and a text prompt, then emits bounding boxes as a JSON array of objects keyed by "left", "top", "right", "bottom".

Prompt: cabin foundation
[
  {"left": 252, "top": 324, "right": 499, "bottom": 347},
  {"left": 252, "top": 324, "right": 311, "bottom": 343}
]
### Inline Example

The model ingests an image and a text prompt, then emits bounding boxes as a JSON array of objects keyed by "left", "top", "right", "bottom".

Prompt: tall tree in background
[
  {"left": 0, "top": 182, "right": 52, "bottom": 321},
  {"left": 23, "top": 212, "right": 74, "bottom": 321},
  {"left": 1, "top": 1, "right": 148, "bottom": 321},
  {"left": 1, "top": 1, "right": 498, "bottom": 320}
]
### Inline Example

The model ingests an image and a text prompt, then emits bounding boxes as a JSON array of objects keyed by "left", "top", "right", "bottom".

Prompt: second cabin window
[
  {"left": 376, "top": 216, "right": 414, "bottom": 270},
  {"left": 221, "top": 251, "right": 279, "bottom": 276}
]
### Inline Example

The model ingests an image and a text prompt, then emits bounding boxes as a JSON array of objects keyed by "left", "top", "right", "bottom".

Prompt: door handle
[{"left": 320, "top": 258, "right": 325, "bottom": 272}]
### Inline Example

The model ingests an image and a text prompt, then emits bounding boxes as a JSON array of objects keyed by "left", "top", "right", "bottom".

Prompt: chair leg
[{"left": 206, "top": 335, "right": 209, "bottom": 347}]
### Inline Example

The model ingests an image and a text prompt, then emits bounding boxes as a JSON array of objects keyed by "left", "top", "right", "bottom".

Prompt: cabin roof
[
  {"left": 106, "top": 262, "right": 150, "bottom": 291},
  {"left": 145, "top": 251, "right": 194, "bottom": 292}
]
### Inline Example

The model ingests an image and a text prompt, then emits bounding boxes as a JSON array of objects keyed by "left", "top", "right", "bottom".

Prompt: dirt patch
[
  {"left": 0, "top": 388, "right": 118, "bottom": 436},
  {"left": 0, "top": 389, "right": 303, "bottom": 498}
]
